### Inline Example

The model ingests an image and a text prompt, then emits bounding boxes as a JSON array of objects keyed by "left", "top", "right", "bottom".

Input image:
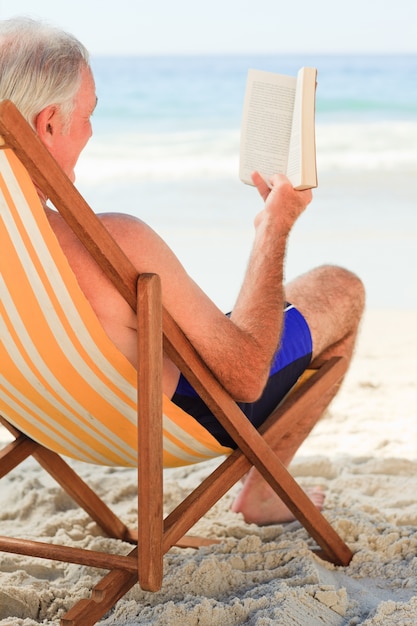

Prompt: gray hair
[{"left": 0, "top": 17, "right": 90, "bottom": 129}]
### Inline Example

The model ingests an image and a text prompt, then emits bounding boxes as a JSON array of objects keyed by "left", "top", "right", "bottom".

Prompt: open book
[{"left": 239, "top": 66, "right": 318, "bottom": 190}]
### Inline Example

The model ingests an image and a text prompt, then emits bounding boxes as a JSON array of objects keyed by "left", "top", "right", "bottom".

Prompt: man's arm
[
  {"left": 226, "top": 172, "right": 312, "bottom": 397},
  {"left": 101, "top": 173, "right": 311, "bottom": 402}
]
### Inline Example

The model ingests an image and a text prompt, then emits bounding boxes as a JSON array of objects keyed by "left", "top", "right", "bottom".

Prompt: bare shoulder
[
  {"left": 47, "top": 209, "right": 155, "bottom": 268},
  {"left": 97, "top": 211, "right": 186, "bottom": 279},
  {"left": 98, "top": 211, "right": 149, "bottom": 235},
  {"left": 98, "top": 212, "right": 166, "bottom": 265}
]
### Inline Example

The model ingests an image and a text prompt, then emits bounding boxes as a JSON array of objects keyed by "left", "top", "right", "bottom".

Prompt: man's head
[
  {"left": 0, "top": 17, "right": 96, "bottom": 182},
  {"left": 0, "top": 17, "right": 90, "bottom": 130}
]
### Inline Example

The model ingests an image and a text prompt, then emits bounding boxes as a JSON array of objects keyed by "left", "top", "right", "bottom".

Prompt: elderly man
[{"left": 0, "top": 17, "right": 365, "bottom": 524}]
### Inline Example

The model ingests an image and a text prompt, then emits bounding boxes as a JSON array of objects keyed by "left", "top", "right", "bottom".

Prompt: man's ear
[{"left": 35, "top": 106, "right": 59, "bottom": 148}]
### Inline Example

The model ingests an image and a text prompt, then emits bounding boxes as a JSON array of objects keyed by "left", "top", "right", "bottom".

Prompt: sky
[{"left": 0, "top": 0, "right": 417, "bottom": 56}]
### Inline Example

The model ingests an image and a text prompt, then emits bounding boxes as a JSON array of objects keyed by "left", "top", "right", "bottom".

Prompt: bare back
[{"left": 45, "top": 207, "right": 181, "bottom": 397}]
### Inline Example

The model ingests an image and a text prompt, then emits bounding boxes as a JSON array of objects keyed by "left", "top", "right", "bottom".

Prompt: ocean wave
[
  {"left": 317, "top": 120, "right": 417, "bottom": 172},
  {"left": 76, "top": 120, "right": 417, "bottom": 185},
  {"left": 77, "top": 129, "right": 240, "bottom": 183}
]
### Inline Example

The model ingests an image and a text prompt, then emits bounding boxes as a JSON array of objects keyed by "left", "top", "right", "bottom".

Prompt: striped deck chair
[{"left": 0, "top": 100, "right": 352, "bottom": 626}]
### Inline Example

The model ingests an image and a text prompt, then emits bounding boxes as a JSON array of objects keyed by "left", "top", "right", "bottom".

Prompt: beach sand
[{"left": 0, "top": 307, "right": 416, "bottom": 625}]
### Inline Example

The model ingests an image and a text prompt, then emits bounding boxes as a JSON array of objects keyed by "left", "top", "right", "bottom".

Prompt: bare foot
[{"left": 231, "top": 484, "right": 325, "bottom": 526}]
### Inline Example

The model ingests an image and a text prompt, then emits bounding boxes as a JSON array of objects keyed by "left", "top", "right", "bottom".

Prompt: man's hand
[{"left": 251, "top": 171, "right": 312, "bottom": 235}]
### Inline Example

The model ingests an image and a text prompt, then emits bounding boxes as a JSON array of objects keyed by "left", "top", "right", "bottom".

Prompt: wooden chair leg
[
  {"left": 60, "top": 549, "right": 138, "bottom": 626},
  {"left": 136, "top": 274, "right": 164, "bottom": 591},
  {"left": 0, "top": 434, "right": 39, "bottom": 477}
]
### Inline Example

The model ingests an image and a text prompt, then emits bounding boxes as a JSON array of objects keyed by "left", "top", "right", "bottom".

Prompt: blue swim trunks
[{"left": 172, "top": 303, "right": 313, "bottom": 449}]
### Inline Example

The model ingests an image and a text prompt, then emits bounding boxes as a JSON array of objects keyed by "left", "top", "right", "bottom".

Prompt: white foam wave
[
  {"left": 75, "top": 120, "right": 417, "bottom": 185},
  {"left": 76, "top": 129, "right": 240, "bottom": 184},
  {"left": 317, "top": 120, "right": 417, "bottom": 172}
]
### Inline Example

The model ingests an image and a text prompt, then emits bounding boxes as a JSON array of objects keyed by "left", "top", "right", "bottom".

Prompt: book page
[
  {"left": 286, "top": 71, "right": 304, "bottom": 183},
  {"left": 239, "top": 70, "right": 297, "bottom": 185}
]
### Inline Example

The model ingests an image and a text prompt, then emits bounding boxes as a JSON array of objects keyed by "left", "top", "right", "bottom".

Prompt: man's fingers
[{"left": 251, "top": 171, "right": 271, "bottom": 200}]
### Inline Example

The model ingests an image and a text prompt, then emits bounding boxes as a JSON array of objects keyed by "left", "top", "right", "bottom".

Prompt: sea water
[{"left": 75, "top": 54, "right": 417, "bottom": 310}]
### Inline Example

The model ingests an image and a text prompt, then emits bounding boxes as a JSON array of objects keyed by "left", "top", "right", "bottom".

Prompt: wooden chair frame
[{"left": 0, "top": 100, "right": 352, "bottom": 625}]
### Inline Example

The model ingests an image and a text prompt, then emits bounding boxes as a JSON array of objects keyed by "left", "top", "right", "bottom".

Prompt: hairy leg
[
  {"left": 287, "top": 264, "right": 365, "bottom": 367},
  {"left": 231, "top": 265, "right": 365, "bottom": 525}
]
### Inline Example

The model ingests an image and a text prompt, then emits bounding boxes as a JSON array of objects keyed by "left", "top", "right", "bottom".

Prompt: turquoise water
[
  {"left": 90, "top": 54, "right": 417, "bottom": 128},
  {"left": 75, "top": 54, "right": 417, "bottom": 309}
]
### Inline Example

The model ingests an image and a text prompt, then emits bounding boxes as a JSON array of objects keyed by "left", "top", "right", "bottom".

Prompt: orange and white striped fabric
[{"left": 0, "top": 149, "right": 232, "bottom": 467}]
